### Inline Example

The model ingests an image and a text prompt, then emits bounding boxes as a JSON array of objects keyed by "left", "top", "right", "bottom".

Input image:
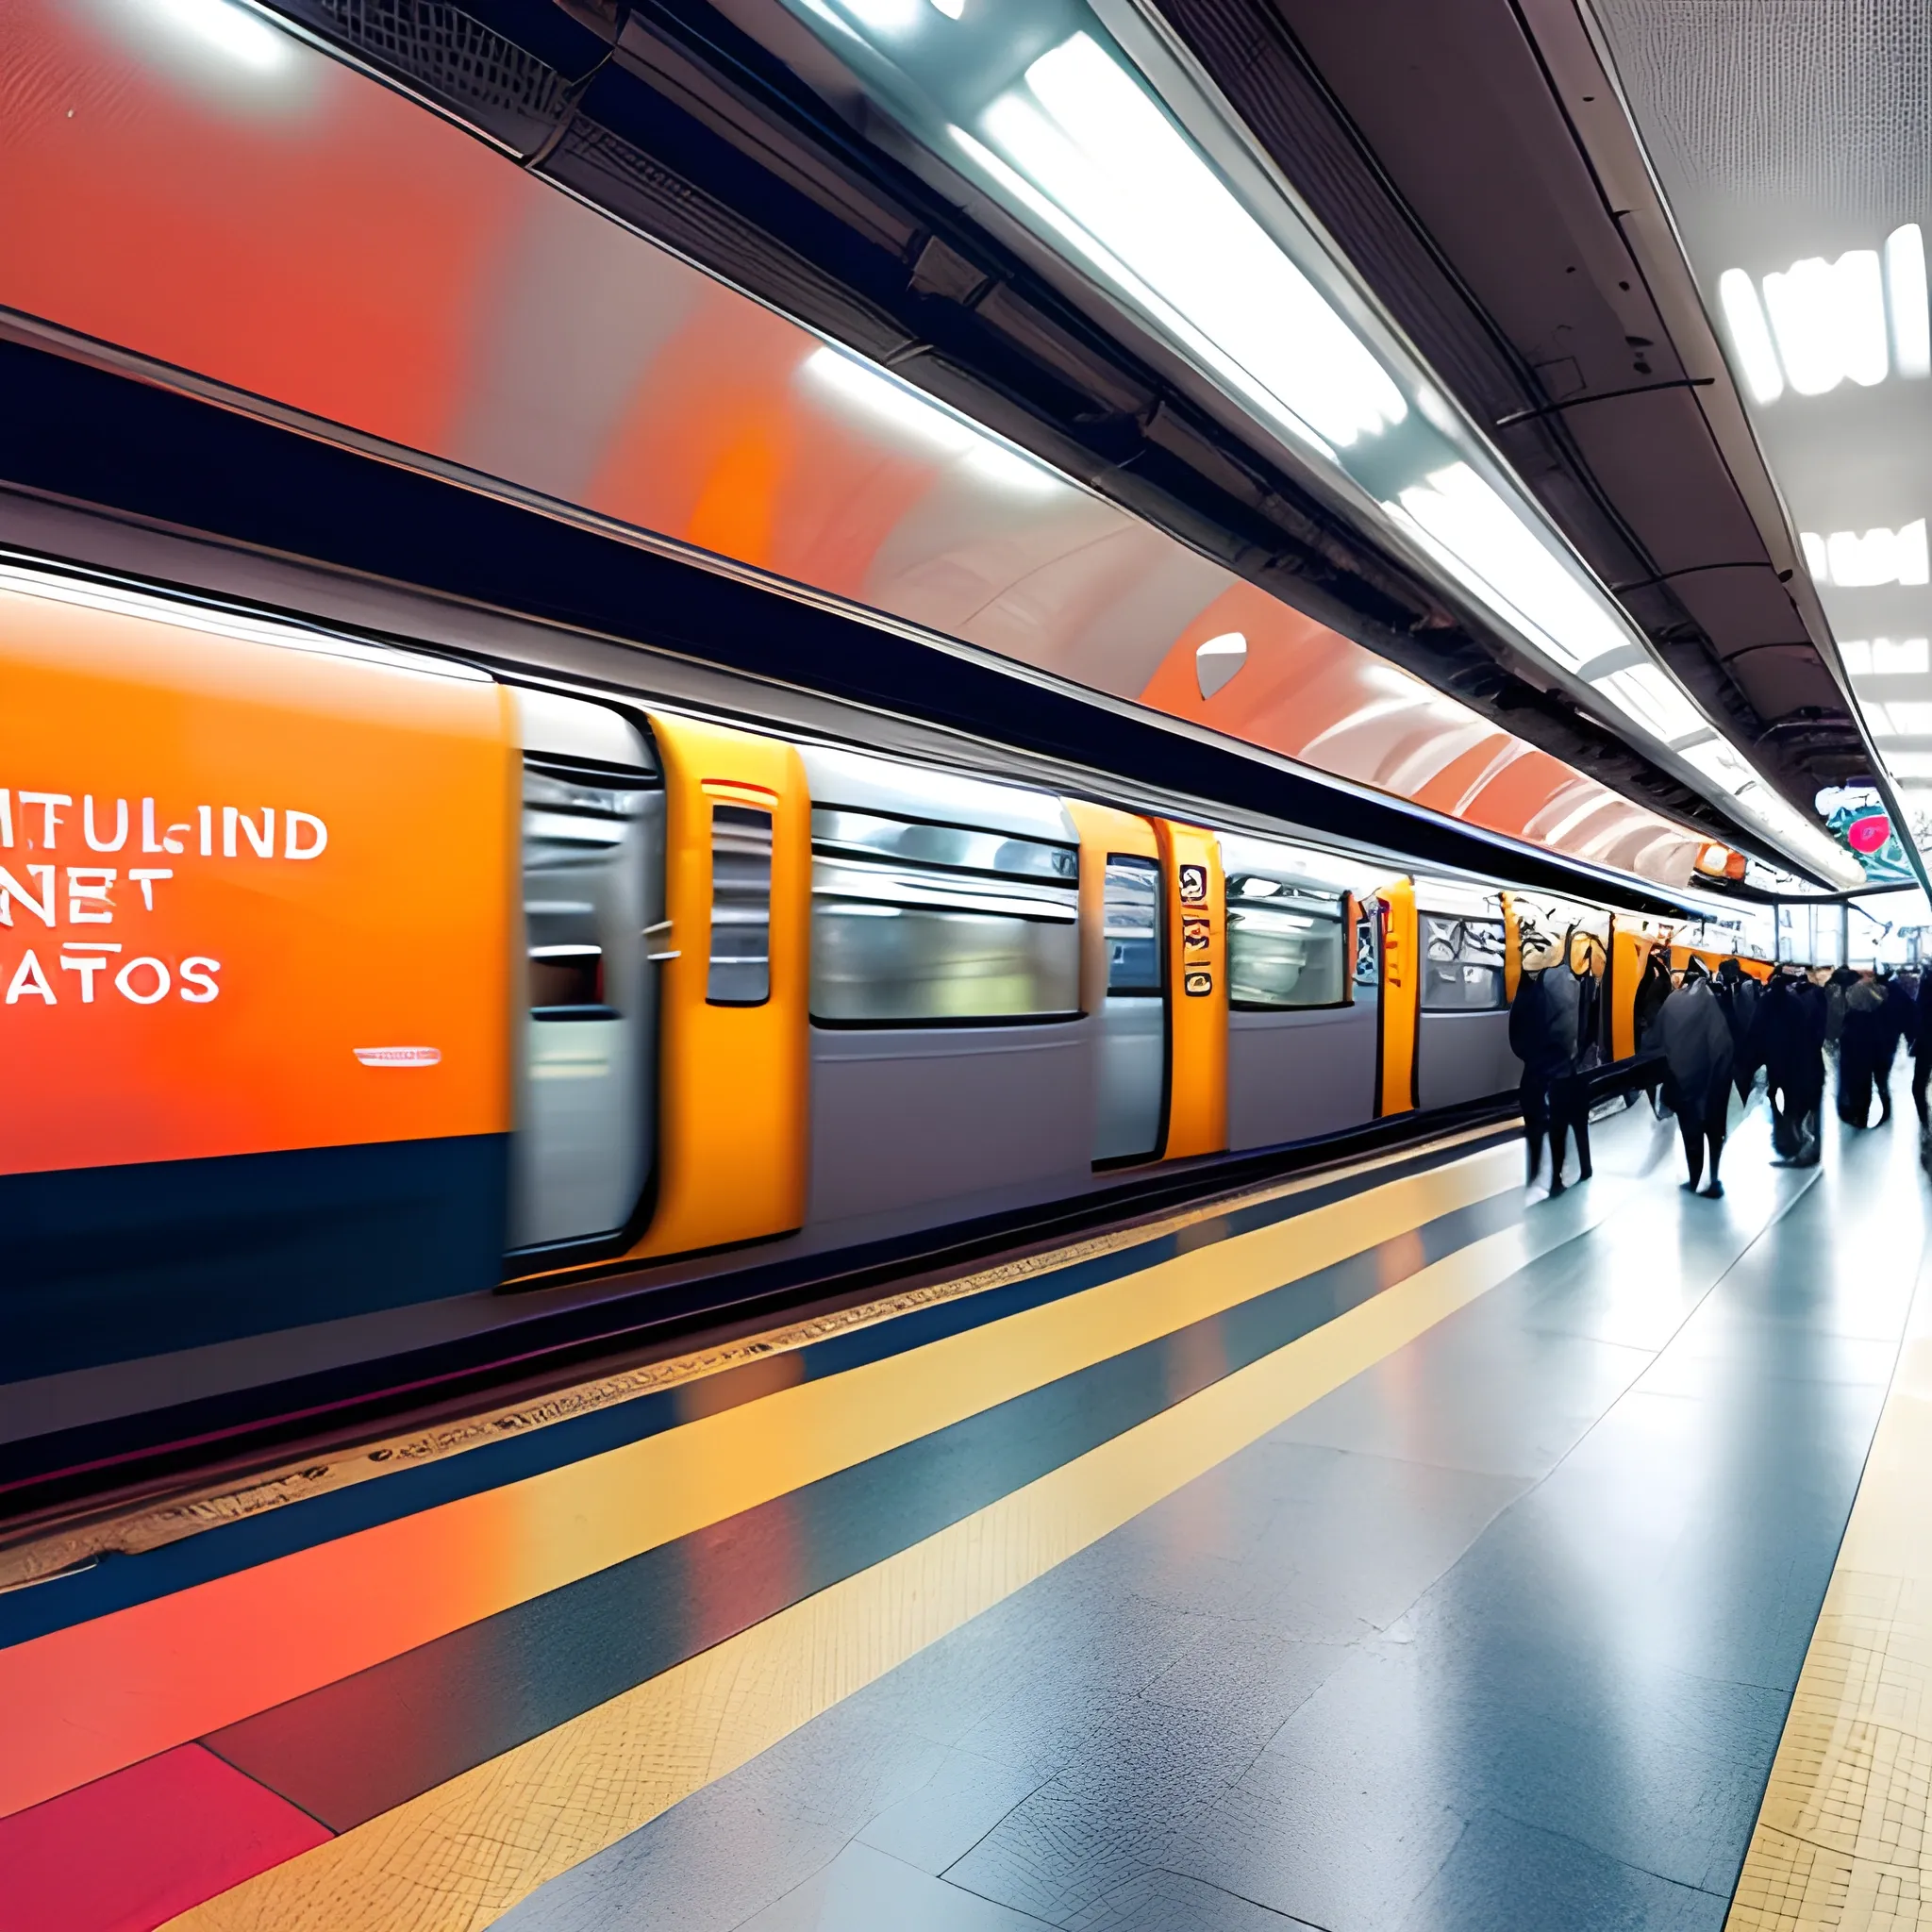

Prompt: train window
[
  {"left": 528, "top": 943, "right": 606, "bottom": 1014},
  {"left": 1104, "top": 856, "right": 1162, "bottom": 994},
  {"left": 1226, "top": 876, "right": 1347, "bottom": 1008},
  {"left": 708, "top": 805, "right": 774, "bottom": 1007},
  {"left": 513, "top": 736, "right": 662, "bottom": 1252},
  {"left": 809, "top": 807, "right": 1079, "bottom": 1024},
  {"left": 1421, "top": 915, "right": 1507, "bottom": 1010},
  {"left": 814, "top": 808, "right": 1078, "bottom": 885},
  {"left": 1355, "top": 901, "right": 1379, "bottom": 987}
]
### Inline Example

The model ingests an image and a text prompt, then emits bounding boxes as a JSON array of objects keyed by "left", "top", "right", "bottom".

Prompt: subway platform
[{"left": 4, "top": 1095, "right": 1930, "bottom": 1932}]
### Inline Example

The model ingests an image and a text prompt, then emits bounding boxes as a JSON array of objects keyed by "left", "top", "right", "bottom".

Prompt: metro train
[{"left": 0, "top": 558, "right": 1766, "bottom": 1386}]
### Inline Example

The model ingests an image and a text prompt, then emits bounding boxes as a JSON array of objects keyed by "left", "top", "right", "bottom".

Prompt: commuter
[
  {"left": 1713, "top": 958, "right": 1760, "bottom": 1103},
  {"left": 1874, "top": 971, "right": 1918, "bottom": 1125},
  {"left": 1632, "top": 943, "right": 1674, "bottom": 1114},
  {"left": 1915, "top": 966, "right": 1932, "bottom": 1133},
  {"left": 1657, "top": 961, "right": 1734, "bottom": 1196},
  {"left": 1839, "top": 973, "right": 1888, "bottom": 1127},
  {"left": 1510, "top": 938, "right": 1571, "bottom": 1191},
  {"left": 1824, "top": 966, "right": 1856, "bottom": 1050},
  {"left": 1747, "top": 967, "right": 1824, "bottom": 1165},
  {"left": 1549, "top": 932, "right": 1601, "bottom": 1186}
]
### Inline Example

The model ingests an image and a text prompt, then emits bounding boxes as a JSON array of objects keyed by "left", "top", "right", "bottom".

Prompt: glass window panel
[
  {"left": 708, "top": 804, "right": 773, "bottom": 1007},
  {"left": 1226, "top": 876, "right": 1346, "bottom": 1008},
  {"left": 1104, "top": 855, "right": 1162, "bottom": 994},
  {"left": 811, "top": 808, "right": 1077, "bottom": 883},
  {"left": 1421, "top": 914, "right": 1507, "bottom": 1010},
  {"left": 811, "top": 903, "right": 1080, "bottom": 1022}
]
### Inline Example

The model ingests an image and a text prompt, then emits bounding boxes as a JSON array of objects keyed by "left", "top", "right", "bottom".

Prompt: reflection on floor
[{"left": 3, "top": 1094, "right": 1927, "bottom": 1932}]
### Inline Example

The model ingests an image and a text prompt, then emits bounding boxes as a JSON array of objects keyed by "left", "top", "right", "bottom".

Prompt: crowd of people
[{"left": 1511, "top": 934, "right": 1931, "bottom": 1197}]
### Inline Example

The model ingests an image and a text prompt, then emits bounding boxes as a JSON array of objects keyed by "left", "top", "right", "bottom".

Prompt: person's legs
[
  {"left": 1914, "top": 1046, "right": 1930, "bottom": 1129},
  {"left": 1553, "top": 1073, "right": 1591, "bottom": 1183},
  {"left": 1522, "top": 1074, "right": 1549, "bottom": 1185},
  {"left": 1678, "top": 1107, "right": 1706, "bottom": 1189},
  {"left": 1876, "top": 1046, "right": 1896, "bottom": 1124},
  {"left": 1703, "top": 1089, "right": 1728, "bottom": 1195},
  {"left": 1769, "top": 1080, "right": 1798, "bottom": 1159}
]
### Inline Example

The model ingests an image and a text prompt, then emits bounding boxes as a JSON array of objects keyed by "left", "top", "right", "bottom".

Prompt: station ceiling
[{"left": 0, "top": 0, "right": 1890, "bottom": 893}]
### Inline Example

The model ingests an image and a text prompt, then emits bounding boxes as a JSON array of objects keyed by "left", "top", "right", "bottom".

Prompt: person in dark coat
[
  {"left": 1874, "top": 972, "right": 1917, "bottom": 1124},
  {"left": 1658, "top": 965, "right": 1735, "bottom": 1196},
  {"left": 1548, "top": 935, "right": 1600, "bottom": 1186},
  {"left": 1914, "top": 967, "right": 1932, "bottom": 1132},
  {"left": 1633, "top": 944, "right": 1674, "bottom": 1114},
  {"left": 1714, "top": 958, "right": 1760, "bottom": 1103},
  {"left": 1746, "top": 968, "right": 1824, "bottom": 1164},
  {"left": 1511, "top": 939, "right": 1585, "bottom": 1191},
  {"left": 1839, "top": 974, "right": 1888, "bottom": 1126},
  {"left": 1825, "top": 966, "right": 1857, "bottom": 1050}
]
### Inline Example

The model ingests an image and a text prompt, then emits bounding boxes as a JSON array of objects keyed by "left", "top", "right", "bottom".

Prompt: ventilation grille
[
  {"left": 1595, "top": 0, "right": 1932, "bottom": 230},
  {"left": 280, "top": 0, "right": 571, "bottom": 143}
]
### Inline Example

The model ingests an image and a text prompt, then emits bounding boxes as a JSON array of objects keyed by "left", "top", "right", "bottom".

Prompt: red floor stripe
[{"left": 0, "top": 1742, "right": 331, "bottom": 1932}]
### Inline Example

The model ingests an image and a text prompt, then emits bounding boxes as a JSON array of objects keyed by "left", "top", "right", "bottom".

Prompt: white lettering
[
  {"left": 5, "top": 949, "right": 55, "bottom": 1004},
  {"left": 140, "top": 799, "right": 184, "bottom": 855},
  {"left": 83, "top": 796, "right": 129, "bottom": 853},
  {"left": 224, "top": 806, "right": 275, "bottom": 859},
  {"left": 284, "top": 810, "right": 327, "bottom": 860},
  {"left": 198, "top": 805, "right": 212, "bottom": 857},
  {"left": 58, "top": 943, "right": 121, "bottom": 1001},
  {"left": 0, "top": 864, "right": 55, "bottom": 928},
  {"left": 128, "top": 868, "right": 173, "bottom": 911},
  {"left": 18, "top": 791, "right": 70, "bottom": 849},
  {"left": 114, "top": 957, "right": 170, "bottom": 1004},
  {"left": 178, "top": 956, "right": 221, "bottom": 1003},
  {"left": 0, "top": 790, "right": 11, "bottom": 848},
  {"left": 66, "top": 868, "right": 114, "bottom": 924}
]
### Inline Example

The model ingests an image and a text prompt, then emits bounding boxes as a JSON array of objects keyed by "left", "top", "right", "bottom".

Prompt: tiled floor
[{"left": 499, "top": 1096, "right": 1929, "bottom": 1932}]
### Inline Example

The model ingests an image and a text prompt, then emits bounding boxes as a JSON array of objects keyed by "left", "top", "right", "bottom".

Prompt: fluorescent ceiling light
[
  {"left": 1888, "top": 225, "right": 1931, "bottom": 379},
  {"left": 1719, "top": 227, "right": 1926, "bottom": 402},
  {"left": 975, "top": 35, "right": 1407, "bottom": 451},
  {"left": 1802, "top": 519, "right": 1929, "bottom": 588},
  {"left": 1761, "top": 250, "right": 1887, "bottom": 395},
  {"left": 1717, "top": 270, "right": 1784, "bottom": 405},
  {"left": 1384, "top": 463, "right": 1627, "bottom": 675},
  {"left": 1590, "top": 662, "right": 1705, "bottom": 746},
  {"left": 145, "top": 0, "right": 291, "bottom": 69},
  {"left": 1844, "top": 637, "right": 1930, "bottom": 675},
  {"left": 1680, "top": 735, "right": 1758, "bottom": 795},
  {"left": 1879, "top": 701, "right": 1932, "bottom": 737}
]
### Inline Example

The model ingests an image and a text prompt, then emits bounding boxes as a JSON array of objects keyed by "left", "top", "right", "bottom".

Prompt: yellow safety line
[
  {"left": 3, "top": 1143, "right": 1527, "bottom": 1820},
  {"left": 167, "top": 1193, "right": 1621, "bottom": 1932},
  {"left": 1, "top": 1123, "right": 1509, "bottom": 1591},
  {"left": 1727, "top": 1257, "right": 1932, "bottom": 1927}
]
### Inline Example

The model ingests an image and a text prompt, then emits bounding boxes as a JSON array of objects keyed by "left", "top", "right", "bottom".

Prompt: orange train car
[{"left": 0, "top": 563, "right": 1746, "bottom": 1383}]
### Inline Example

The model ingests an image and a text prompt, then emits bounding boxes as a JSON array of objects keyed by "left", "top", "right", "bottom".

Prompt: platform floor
[{"left": 5, "top": 1094, "right": 1931, "bottom": 1931}]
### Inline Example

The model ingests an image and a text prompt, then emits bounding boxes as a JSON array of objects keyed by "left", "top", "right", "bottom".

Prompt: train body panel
[
  {"left": 0, "top": 570, "right": 517, "bottom": 1378},
  {"left": 0, "top": 560, "right": 1782, "bottom": 1393}
]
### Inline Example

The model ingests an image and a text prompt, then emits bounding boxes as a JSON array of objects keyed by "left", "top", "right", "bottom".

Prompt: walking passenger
[
  {"left": 1915, "top": 967, "right": 1932, "bottom": 1134},
  {"left": 1510, "top": 940, "right": 1577, "bottom": 1191},
  {"left": 1714, "top": 958, "right": 1760, "bottom": 1103},
  {"left": 1747, "top": 967, "right": 1824, "bottom": 1165},
  {"left": 1839, "top": 973, "right": 1888, "bottom": 1126},
  {"left": 1658, "top": 963, "right": 1735, "bottom": 1196},
  {"left": 1875, "top": 972, "right": 1918, "bottom": 1124}
]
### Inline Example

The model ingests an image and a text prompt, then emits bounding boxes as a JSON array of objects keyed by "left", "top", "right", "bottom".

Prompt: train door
[
  {"left": 1373, "top": 876, "right": 1420, "bottom": 1116},
  {"left": 507, "top": 689, "right": 663, "bottom": 1255},
  {"left": 1068, "top": 802, "right": 1167, "bottom": 1164}
]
